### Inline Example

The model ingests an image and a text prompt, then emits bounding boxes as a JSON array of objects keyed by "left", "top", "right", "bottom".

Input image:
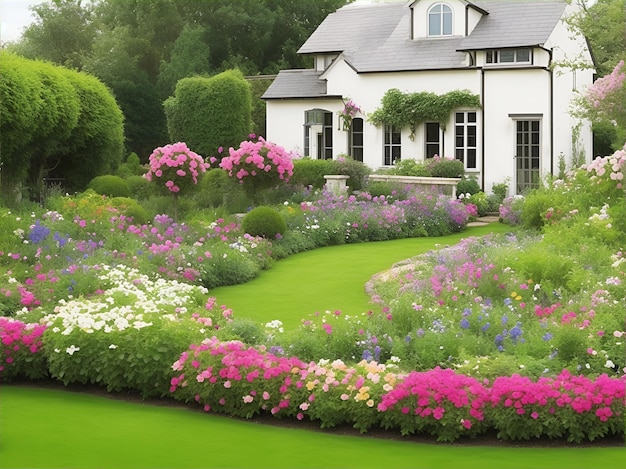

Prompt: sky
[{"left": 0, "top": 0, "right": 45, "bottom": 44}]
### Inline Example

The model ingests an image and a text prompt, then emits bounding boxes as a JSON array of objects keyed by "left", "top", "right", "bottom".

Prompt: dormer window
[
  {"left": 428, "top": 3, "right": 452, "bottom": 36},
  {"left": 486, "top": 48, "right": 532, "bottom": 65}
]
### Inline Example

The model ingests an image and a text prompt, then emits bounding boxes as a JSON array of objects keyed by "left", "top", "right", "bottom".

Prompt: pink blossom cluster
[
  {"left": 0, "top": 317, "right": 47, "bottom": 375},
  {"left": 170, "top": 338, "right": 626, "bottom": 441},
  {"left": 145, "top": 142, "right": 210, "bottom": 193},
  {"left": 490, "top": 370, "right": 624, "bottom": 421},
  {"left": 219, "top": 137, "right": 294, "bottom": 183},
  {"left": 586, "top": 60, "right": 625, "bottom": 109},
  {"left": 584, "top": 143, "right": 626, "bottom": 189}
]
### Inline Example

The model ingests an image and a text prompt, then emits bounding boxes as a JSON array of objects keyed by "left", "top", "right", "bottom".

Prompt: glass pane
[
  {"left": 532, "top": 157, "right": 539, "bottom": 168},
  {"left": 456, "top": 136, "right": 464, "bottom": 147},
  {"left": 455, "top": 113, "right": 464, "bottom": 124},
  {"left": 324, "top": 112, "right": 332, "bottom": 126},
  {"left": 384, "top": 127, "right": 391, "bottom": 145},
  {"left": 392, "top": 131, "right": 401, "bottom": 145},
  {"left": 500, "top": 50, "right": 515, "bottom": 62},
  {"left": 352, "top": 118, "right": 363, "bottom": 132},
  {"left": 531, "top": 121, "right": 540, "bottom": 132},
  {"left": 426, "top": 144, "right": 439, "bottom": 159},
  {"left": 516, "top": 49, "right": 530, "bottom": 62},
  {"left": 456, "top": 149, "right": 464, "bottom": 161},
  {"left": 467, "top": 149, "right": 476, "bottom": 169},
  {"left": 443, "top": 10, "right": 452, "bottom": 35},
  {"left": 486, "top": 51, "right": 494, "bottom": 63},
  {"left": 353, "top": 148, "right": 363, "bottom": 162},
  {"left": 531, "top": 146, "right": 539, "bottom": 158},
  {"left": 429, "top": 13, "right": 440, "bottom": 35},
  {"left": 353, "top": 134, "right": 363, "bottom": 146},
  {"left": 468, "top": 112, "right": 477, "bottom": 123},
  {"left": 426, "top": 123, "right": 440, "bottom": 141},
  {"left": 531, "top": 132, "right": 539, "bottom": 145}
]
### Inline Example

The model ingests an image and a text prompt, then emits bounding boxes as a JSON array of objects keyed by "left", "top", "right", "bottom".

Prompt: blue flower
[
  {"left": 542, "top": 332, "right": 553, "bottom": 341},
  {"left": 481, "top": 322, "right": 490, "bottom": 332},
  {"left": 501, "top": 315, "right": 508, "bottom": 326},
  {"left": 495, "top": 334, "right": 503, "bottom": 345},
  {"left": 28, "top": 220, "right": 51, "bottom": 244},
  {"left": 460, "top": 318, "right": 470, "bottom": 330},
  {"left": 362, "top": 349, "right": 373, "bottom": 361},
  {"left": 509, "top": 324, "right": 523, "bottom": 343}
]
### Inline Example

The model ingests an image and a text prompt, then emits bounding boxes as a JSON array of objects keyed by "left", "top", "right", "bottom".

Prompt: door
[{"left": 515, "top": 119, "right": 540, "bottom": 194}]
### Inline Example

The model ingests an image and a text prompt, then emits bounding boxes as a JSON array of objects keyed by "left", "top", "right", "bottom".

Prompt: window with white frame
[
  {"left": 425, "top": 122, "right": 442, "bottom": 159},
  {"left": 428, "top": 3, "right": 452, "bottom": 37},
  {"left": 455, "top": 111, "right": 477, "bottom": 169},
  {"left": 349, "top": 118, "right": 364, "bottom": 162},
  {"left": 383, "top": 125, "right": 401, "bottom": 165},
  {"left": 485, "top": 48, "right": 531, "bottom": 65}
]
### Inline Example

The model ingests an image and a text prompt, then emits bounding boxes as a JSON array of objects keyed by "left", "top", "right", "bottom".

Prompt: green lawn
[{"left": 2, "top": 223, "right": 624, "bottom": 469}]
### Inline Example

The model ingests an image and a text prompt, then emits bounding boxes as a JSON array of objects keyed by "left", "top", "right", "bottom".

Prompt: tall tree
[
  {"left": 156, "top": 24, "right": 211, "bottom": 100},
  {"left": 10, "top": 0, "right": 97, "bottom": 70}
]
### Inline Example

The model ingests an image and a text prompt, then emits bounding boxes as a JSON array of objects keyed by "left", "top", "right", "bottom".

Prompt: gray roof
[
  {"left": 458, "top": 1, "right": 567, "bottom": 50},
  {"left": 262, "top": 69, "right": 331, "bottom": 100},
  {"left": 265, "top": 0, "right": 567, "bottom": 98}
]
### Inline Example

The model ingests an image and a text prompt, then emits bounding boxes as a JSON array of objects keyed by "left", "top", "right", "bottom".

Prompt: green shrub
[
  {"left": 426, "top": 156, "right": 464, "bottom": 178},
  {"left": 365, "top": 181, "right": 400, "bottom": 198},
  {"left": 329, "top": 156, "right": 371, "bottom": 191},
  {"left": 457, "top": 177, "right": 481, "bottom": 196},
  {"left": 218, "top": 318, "right": 266, "bottom": 345},
  {"left": 116, "top": 152, "right": 145, "bottom": 178},
  {"left": 109, "top": 197, "right": 149, "bottom": 225},
  {"left": 125, "top": 175, "right": 152, "bottom": 200},
  {"left": 198, "top": 169, "right": 237, "bottom": 208},
  {"left": 88, "top": 175, "right": 131, "bottom": 198},
  {"left": 199, "top": 244, "right": 260, "bottom": 289},
  {"left": 387, "top": 159, "right": 430, "bottom": 177},
  {"left": 291, "top": 158, "right": 333, "bottom": 189},
  {"left": 521, "top": 189, "right": 556, "bottom": 229},
  {"left": 241, "top": 206, "right": 287, "bottom": 239}
]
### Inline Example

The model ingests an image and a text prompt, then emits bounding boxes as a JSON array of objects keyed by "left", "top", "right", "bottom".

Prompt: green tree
[
  {"left": 156, "top": 24, "right": 211, "bottom": 100},
  {"left": 10, "top": 0, "right": 96, "bottom": 70},
  {"left": 164, "top": 69, "right": 252, "bottom": 157}
]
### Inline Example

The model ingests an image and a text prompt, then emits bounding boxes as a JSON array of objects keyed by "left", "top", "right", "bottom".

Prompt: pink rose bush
[
  {"left": 145, "top": 142, "right": 210, "bottom": 194},
  {"left": 218, "top": 136, "right": 295, "bottom": 199}
]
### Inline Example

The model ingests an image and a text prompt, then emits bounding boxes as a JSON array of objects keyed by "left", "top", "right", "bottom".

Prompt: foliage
[
  {"left": 164, "top": 70, "right": 252, "bottom": 157},
  {"left": 242, "top": 206, "right": 287, "bottom": 239},
  {"left": 457, "top": 177, "right": 481, "bottom": 196},
  {"left": 338, "top": 99, "right": 362, "bottom": 130},
  {"left": 218, "top": 136, "right": 296, "bottom": 201},
  {"left": 291, "top": 158, "right": 334, "bottom": 189},
  {"left": 0, "top": 52, "right": 124, "bottom": 202},
  {"left": 125, "top": 175, "right": 152, "bottom": 200},
  {"left": 88, "top": 175, "right": 131, "bottom": 198},
  {"left": 156, "top": 24, "right": 211, "bottom": 100},
  {"left": 115, "top": 152, "right": 145, "bottom": 179},
  {"left": 329, "top": 156, "right": 371, "bottom": 191},
  {"left": 369, "top": 88, "right": 481, "bottom": 137},
  {"left": 425, "top": 155, "right": 464, "bottom": 178},
  {"left": 499, "top": 195, "right": 525, "bottom": 225}
]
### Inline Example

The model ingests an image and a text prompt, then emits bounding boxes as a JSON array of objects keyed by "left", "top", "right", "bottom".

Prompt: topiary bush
[
  {"left": 115, "top": 152, "right": 145, "bottom": 179},
  {"left": 198, "top": 168, "right": 237, "bottom": 208},
  {"left": 88, "top": 175, "right": 131, "bottom": 198},
  {"left": 241, "top": 206, "right": 287, "bottom": 239}
]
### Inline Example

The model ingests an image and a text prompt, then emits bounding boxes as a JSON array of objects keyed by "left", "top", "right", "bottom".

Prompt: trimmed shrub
[
  {"left": 241, "top": 206, "right": 287, "bottom": 239},
  {"left": 386, "top": 159, "right": 430, "bottom": 177},
  {"left": 329, "top": 156, "right": 371, "bottom": 191},
  {"left": 88, "top": 175, "right": 131, "bottom": 198},
  {"left": 116, "top": 152, "right": 145, "bottom": 178},
  {"left": 457, "top": 177, "right": 481, "bottom": 196},
  {"left": 164, "top": 69, "right": 251, "bottom": 157},
  {"left": 126, "top": 175, "right": 152, "bottom": 200},
  {"left": 426, "top": 156, "right": 465, "bottom": 178},
  {"left": 109, "top": 197, "right": 149, "bottom": 225},
  {"left": 291, "top": 158, "right": 333, "bottom": 189}
]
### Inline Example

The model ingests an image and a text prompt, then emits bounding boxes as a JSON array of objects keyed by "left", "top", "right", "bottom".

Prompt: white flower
[
  {"left": 605, "top": 359, "right": 615, "bottom": 369},
  {"left": 66, "top": 345, "right": 80, "bottom": 355},
  {"left": 109, "top": 344, "right": 117, "bottom": 349}
]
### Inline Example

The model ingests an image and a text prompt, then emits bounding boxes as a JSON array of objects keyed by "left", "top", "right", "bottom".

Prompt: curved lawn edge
[{"left": 1, "top": 384, "right": 625, "bottom": 469}]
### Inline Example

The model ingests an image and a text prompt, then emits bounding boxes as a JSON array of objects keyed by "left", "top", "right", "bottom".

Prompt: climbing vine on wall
[{"left": 369, "top": 88, "right": 481, "bottom": 138}]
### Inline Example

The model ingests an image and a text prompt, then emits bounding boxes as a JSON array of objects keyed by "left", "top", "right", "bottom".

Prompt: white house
[{"left": 262, "top": 0, "right": 595, "bottom": 195}]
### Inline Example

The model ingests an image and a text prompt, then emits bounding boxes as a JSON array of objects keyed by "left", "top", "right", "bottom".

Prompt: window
[
  {"left": 514, "top": 119, "right": 541, "bottom": 193},
  {"left": 455, "top": 112, "right": 477, "bottom": 169},
  {"left": 486, "top": 48, "right": 531, "bottom": 65},
  {"left": 425, "top": 122, "right": 442, "bottom": 159},
  {"left": 428, "top": 3, "right": 452, "bottom": 36},
  {"left": 383, "top": 125, "right": 401, "bottom": 166},
  {"left": 349, "top": 118, "right": 364, "bottom": 162},
  {"left": 303, "top": 109, "right": 333, "bottom": 159}
]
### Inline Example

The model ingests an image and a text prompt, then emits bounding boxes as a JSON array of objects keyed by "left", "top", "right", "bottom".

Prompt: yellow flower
[
  {"left": 511, "top": 292, "right": 517, "bottom": 298},
  {"left": 515, "top": 295, "right": 522, "bottom": 301},
  {"left": 306, "top": 381, "right": 316, "bottom": 391},
  {"left": 366, "top": 399, "right": 375, "bottom": 407}
]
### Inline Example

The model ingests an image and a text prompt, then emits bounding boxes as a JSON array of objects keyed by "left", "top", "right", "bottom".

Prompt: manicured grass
[
  {"left": 1, "top": 385, "right": 624, "bottom": 469},
  {"left": 2, "top": 223, "right": 623, "bottom": 469},
  {"left": 210, "top": 224, "right": 512, "bottom": 329}
]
